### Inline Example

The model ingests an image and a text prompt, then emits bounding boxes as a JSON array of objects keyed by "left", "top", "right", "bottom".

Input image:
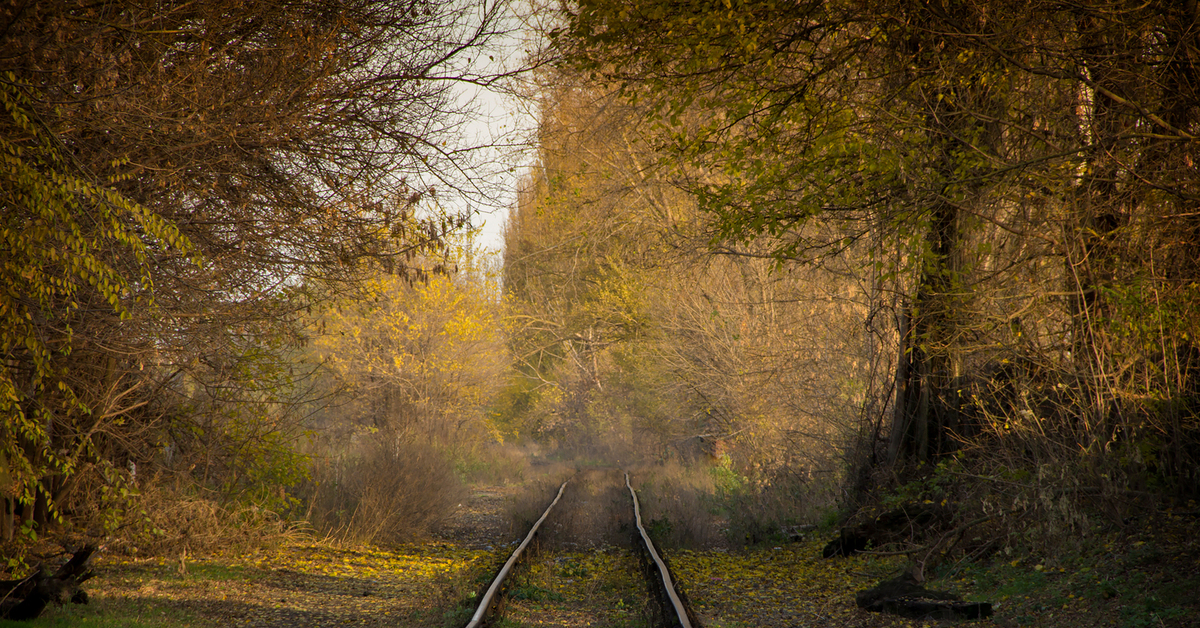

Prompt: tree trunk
[
  {"left": 887, "top": 309, "right": 911, "bottom": 466},
  {"left": 887, "top": 1, "right": 998, "bottom": 467},
  {"left": 0, "top": 545, "right": 96, "bottom": 620},
  {"left": 1, "top": 498, "right": 12, "bottom": 541}
]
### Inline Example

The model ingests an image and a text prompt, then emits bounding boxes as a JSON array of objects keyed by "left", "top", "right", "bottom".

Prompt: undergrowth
[
  {"left": 300, "top": 439, "right": 466, "bottom": 545},
  {"left": 926, "top": 503, "right": 1200, "bottom": 627},
  {"left": 630, "top": 460, "right": 841, "bottom": 549}
]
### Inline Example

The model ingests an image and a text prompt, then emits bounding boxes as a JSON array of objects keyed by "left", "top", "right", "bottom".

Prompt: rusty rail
[
  {"left": 626, "top": 472, "right": 694, "bottom": 628},
  {"left": 464, "top": 478, "right": 569, "bottom": 628},
  {"left": 465, "top": 472, "right": 697, "bottom": 628}
]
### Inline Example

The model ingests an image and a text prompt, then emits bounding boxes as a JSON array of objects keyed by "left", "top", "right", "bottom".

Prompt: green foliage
[
  {"left": 1098, "top": 279, "right": 1200, "bottom": 387},
  {"left": 557, "top": 0, "right": 1200, "bottom": 499},
  {"left": 707, "top": 455, "right": 744, "bottom": 497},
  {"left": 0, "top": 75, "right": 191, "bottom": 529},
  {"left": 644, "top": 517, "right": 674, "bottom": 545},
  {"left": 881, "top": 459, "right": 959, "bottom": 508},
  {"left": 0, "top": 0, "right": 523, "bottom": 554}
]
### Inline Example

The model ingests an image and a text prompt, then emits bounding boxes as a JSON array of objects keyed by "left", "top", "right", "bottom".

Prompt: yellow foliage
[{"left": 312, "top": 257, "right": 508, "bottom": 445}]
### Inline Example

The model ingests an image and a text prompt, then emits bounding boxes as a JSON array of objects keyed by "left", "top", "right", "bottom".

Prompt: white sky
[
  {"left": 469, "top": 2, "right": 547, "bottom": 258},
  {"left": 438, "top": 1, "right": 542, "bottom": 258}
]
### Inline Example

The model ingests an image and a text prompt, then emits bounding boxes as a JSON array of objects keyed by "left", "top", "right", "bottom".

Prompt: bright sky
[
  {"left": 464, "top": 85, "right": 533, "bottom": 254},
  {"left": 443, "top": 1, "right": 541, "bottom": 257}
]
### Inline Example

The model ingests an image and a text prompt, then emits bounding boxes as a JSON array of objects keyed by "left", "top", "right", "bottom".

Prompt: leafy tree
[
  {"left": 502, "top": 69, "right": 876, "bottom": 477},
  {"left": 311, "top": 241, "right": 508, "bottom": 450},
  {"left": 554, "top": 0, "right": 1200, "bottom": 493},
  {"left": 0, "top": 0, "right": 518, "bottom": 540},
  {"left": 0, "top": 76, "right": 190, "bottom": 538}
]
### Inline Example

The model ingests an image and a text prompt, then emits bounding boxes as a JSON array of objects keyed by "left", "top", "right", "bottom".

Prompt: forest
[{"left": 1, "top": 0, "right": 1198, "bottom": 624}]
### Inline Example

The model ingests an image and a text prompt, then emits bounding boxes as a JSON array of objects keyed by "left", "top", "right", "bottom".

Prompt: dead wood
[
  {"left": 0, "top": 545, "right": 97, "bottom": 621},
  {"left": 856, "top": 572, "right": 993, "bottom": 621},
  {"left": 822, "top": 502, "right": 951, "bottom": 558}
]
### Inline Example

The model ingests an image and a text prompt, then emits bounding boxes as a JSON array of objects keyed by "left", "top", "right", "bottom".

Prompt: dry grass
[
  {"left": 504, "top": 462, "right": 574, "bottom": 535},
  {"left": 629, "top": 462, "right": 726, "bottom": 549},
  {"left": 301, "top": 440, "right": 466, "bottom": 545},
  {"left": 452, "top": 442, "right": 533, "bottom": 486}
]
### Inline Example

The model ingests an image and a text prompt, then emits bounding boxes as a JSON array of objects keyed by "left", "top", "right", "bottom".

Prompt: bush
[
  {"left": 103, "top": 477, "right": 303, "bottom": 557},
  {"left": 630, "top": 462, "right": 725, "bottom": 549},
  {"left": 302, "top": 440, "right": 465, "bottom": 545}
]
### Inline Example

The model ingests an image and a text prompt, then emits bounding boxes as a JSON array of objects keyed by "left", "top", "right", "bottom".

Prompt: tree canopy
[
  {"left": 544, "top": 0, "right": 1200, "bottom": 493},
  {"left": 0, "top": 0, "right": 518, "bottom": 540}
]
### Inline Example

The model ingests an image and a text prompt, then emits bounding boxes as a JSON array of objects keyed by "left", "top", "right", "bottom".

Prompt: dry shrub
[
  {"left": 723, "top": 464, "right": 841, "bottom": 546},
  {"left": 303, "top": 440, "right": 465, "bottom": 545},
  {"left": 631, "top": 462, "right": 725, "bottom": 549},
  {"left": 103, "top": 479, "right": 303, "bottom": 557},
  {"left": 631, "top": 460, "right": 841, "bottom": 549}
]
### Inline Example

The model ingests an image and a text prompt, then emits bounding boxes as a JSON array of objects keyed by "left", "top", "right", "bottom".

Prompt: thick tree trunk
[{"left": 882, "top": 0, "right": 1018, "bottom": 469}]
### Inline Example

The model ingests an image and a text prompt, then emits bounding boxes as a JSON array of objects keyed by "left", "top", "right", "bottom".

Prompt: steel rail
[
  {"left": 626, "top": 472, "right": 693, "bottom": 628},
  {"left": 464, "top": 478, "right": 570, "bottom": 628}
]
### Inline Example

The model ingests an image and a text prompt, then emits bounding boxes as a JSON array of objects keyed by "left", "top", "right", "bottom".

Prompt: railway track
[{"left": 464, "top": 468, "right": 700, "bottom": 628}]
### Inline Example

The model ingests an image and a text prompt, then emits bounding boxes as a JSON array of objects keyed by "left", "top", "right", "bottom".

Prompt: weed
[
  {"left": 509, "top": 583, "right": 564, "bottom": 601},
  {"left": 558, "top": 561, "right": 590, "bottom": 578}
]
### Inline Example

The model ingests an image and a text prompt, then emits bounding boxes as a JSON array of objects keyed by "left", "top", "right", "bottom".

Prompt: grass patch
[
  {"left": 11, "top": 541, "right": 494, "bottom": 628},
  {"left": 927, "top": 507, "right": 1200, "bottom": 628},
  {"left": 0, "top": 597, "right": 202, "bottom": 628}
]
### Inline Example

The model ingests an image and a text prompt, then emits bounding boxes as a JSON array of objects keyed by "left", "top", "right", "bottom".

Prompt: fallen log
[
  {"left": 856, "top": 572, "right": 992, "bottom": 621},
  {"left": 0, "top": 545, "right": 96, "bottom": 621}
]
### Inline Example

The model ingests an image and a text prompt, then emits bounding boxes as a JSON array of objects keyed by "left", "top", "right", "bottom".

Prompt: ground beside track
[{"left": 16, "top": 480, "right": 1195, "bottom": 628}]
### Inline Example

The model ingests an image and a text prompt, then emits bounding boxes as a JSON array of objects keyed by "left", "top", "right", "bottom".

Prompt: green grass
[
  {"left": 0, "top": 597, "right": 201, "bottom": 628},
  {"left": 508, "top": 582, "right": 564, "bottom": 602},
  {"left": 927, "top": 518, "right": 1200, "bottom": 628}
]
